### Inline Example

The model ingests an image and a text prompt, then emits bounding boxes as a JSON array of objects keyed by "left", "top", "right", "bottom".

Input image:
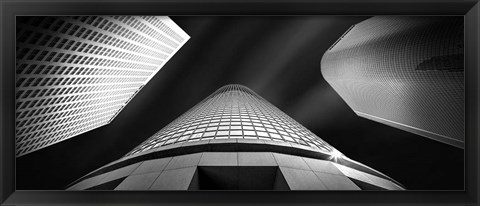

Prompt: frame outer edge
[
  {"left": 0, "top": 0, "right": 3, "bottom": 202},
  {"left": 1, "top": 0, "right": 480, "bottom": 205},
  {"left": 466, "top": 1, "right": 480, "bottom": 205},
  {"left": 1, "top": 1, "right": 16, "bottom": 205}
]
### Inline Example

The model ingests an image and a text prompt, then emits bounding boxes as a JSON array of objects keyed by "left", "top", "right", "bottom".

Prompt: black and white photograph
[{"left": 15, "top": 15, "right": 464, "bottom": 191}]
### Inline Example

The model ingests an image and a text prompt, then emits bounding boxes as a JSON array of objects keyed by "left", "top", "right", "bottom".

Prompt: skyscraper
[
  {"left": 321, "top": 16, "right": 464, "bottom": 148},
  {"left": 67, "top": 84, "right": 404, "bottom": 190},
  {"left": 15, "top": 16, "right": 189, "bottom": 156}
]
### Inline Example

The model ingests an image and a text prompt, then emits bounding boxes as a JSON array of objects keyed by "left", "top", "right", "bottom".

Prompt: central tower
[{"left": 67, "top": 84, "right": 404, "bottom": 190}]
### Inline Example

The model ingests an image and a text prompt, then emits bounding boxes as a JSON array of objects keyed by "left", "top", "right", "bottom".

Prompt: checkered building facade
[
  {"left": 15, "top": 16, "right": 190, "bottom": 156},
  {"left": 125, "top": 84, "right": 335, "bottom": 157},
  {"left": 67, "top": 85, "right": 404, "bottom": 190}
]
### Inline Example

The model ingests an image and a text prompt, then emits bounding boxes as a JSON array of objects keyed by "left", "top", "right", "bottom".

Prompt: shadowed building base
[{"left": 67, "top": 141, "right": 404, "bottom": 190}]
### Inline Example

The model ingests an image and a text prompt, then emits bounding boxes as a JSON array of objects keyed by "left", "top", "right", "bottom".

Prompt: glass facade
[
  {"left": 15, "top": 16, "right": 190, "bottom": 156},
  {"left": 321, "top": 16, "right": 464, "bottom": 148},
  {"left": 126, "top": 84, "right": 335, "bottom": 157}
]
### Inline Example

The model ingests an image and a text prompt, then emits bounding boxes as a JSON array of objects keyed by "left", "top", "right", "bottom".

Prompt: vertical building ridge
[{"left": 321, "top": 16, "right": 464, "bottom": 148}]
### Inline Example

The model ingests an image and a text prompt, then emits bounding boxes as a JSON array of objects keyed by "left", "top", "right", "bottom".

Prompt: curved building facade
[
  {"left": 321, "top": 17, "right": 464, "bottom": 148},
  {"left": 67, "top": 85, "right": 404, "bottom": 190}
]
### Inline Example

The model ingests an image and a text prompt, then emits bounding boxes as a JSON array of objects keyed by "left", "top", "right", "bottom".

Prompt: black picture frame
[{"left": 1, "top": 0, "right": 479, "bottom": 205}]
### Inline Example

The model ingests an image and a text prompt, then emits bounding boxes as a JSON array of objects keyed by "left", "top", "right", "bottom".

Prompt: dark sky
[{"left": 16, "top": 16, "right": 464, "bottom": 190}]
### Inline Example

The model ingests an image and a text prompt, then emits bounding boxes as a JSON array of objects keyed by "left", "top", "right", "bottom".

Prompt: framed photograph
[{"left": 1, "top": 0, "right": 479, "bottom": 205}]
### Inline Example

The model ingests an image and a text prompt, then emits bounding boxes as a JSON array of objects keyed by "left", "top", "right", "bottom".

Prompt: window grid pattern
[
  {"left": 321, "top": 16, "right": 464, "bottom": 145},
  {"left": 15, "top": 16, "right": 190, "bottom": 156},
  {"left": 125, "top": 85, "right": 335, "bottom": 157}
]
